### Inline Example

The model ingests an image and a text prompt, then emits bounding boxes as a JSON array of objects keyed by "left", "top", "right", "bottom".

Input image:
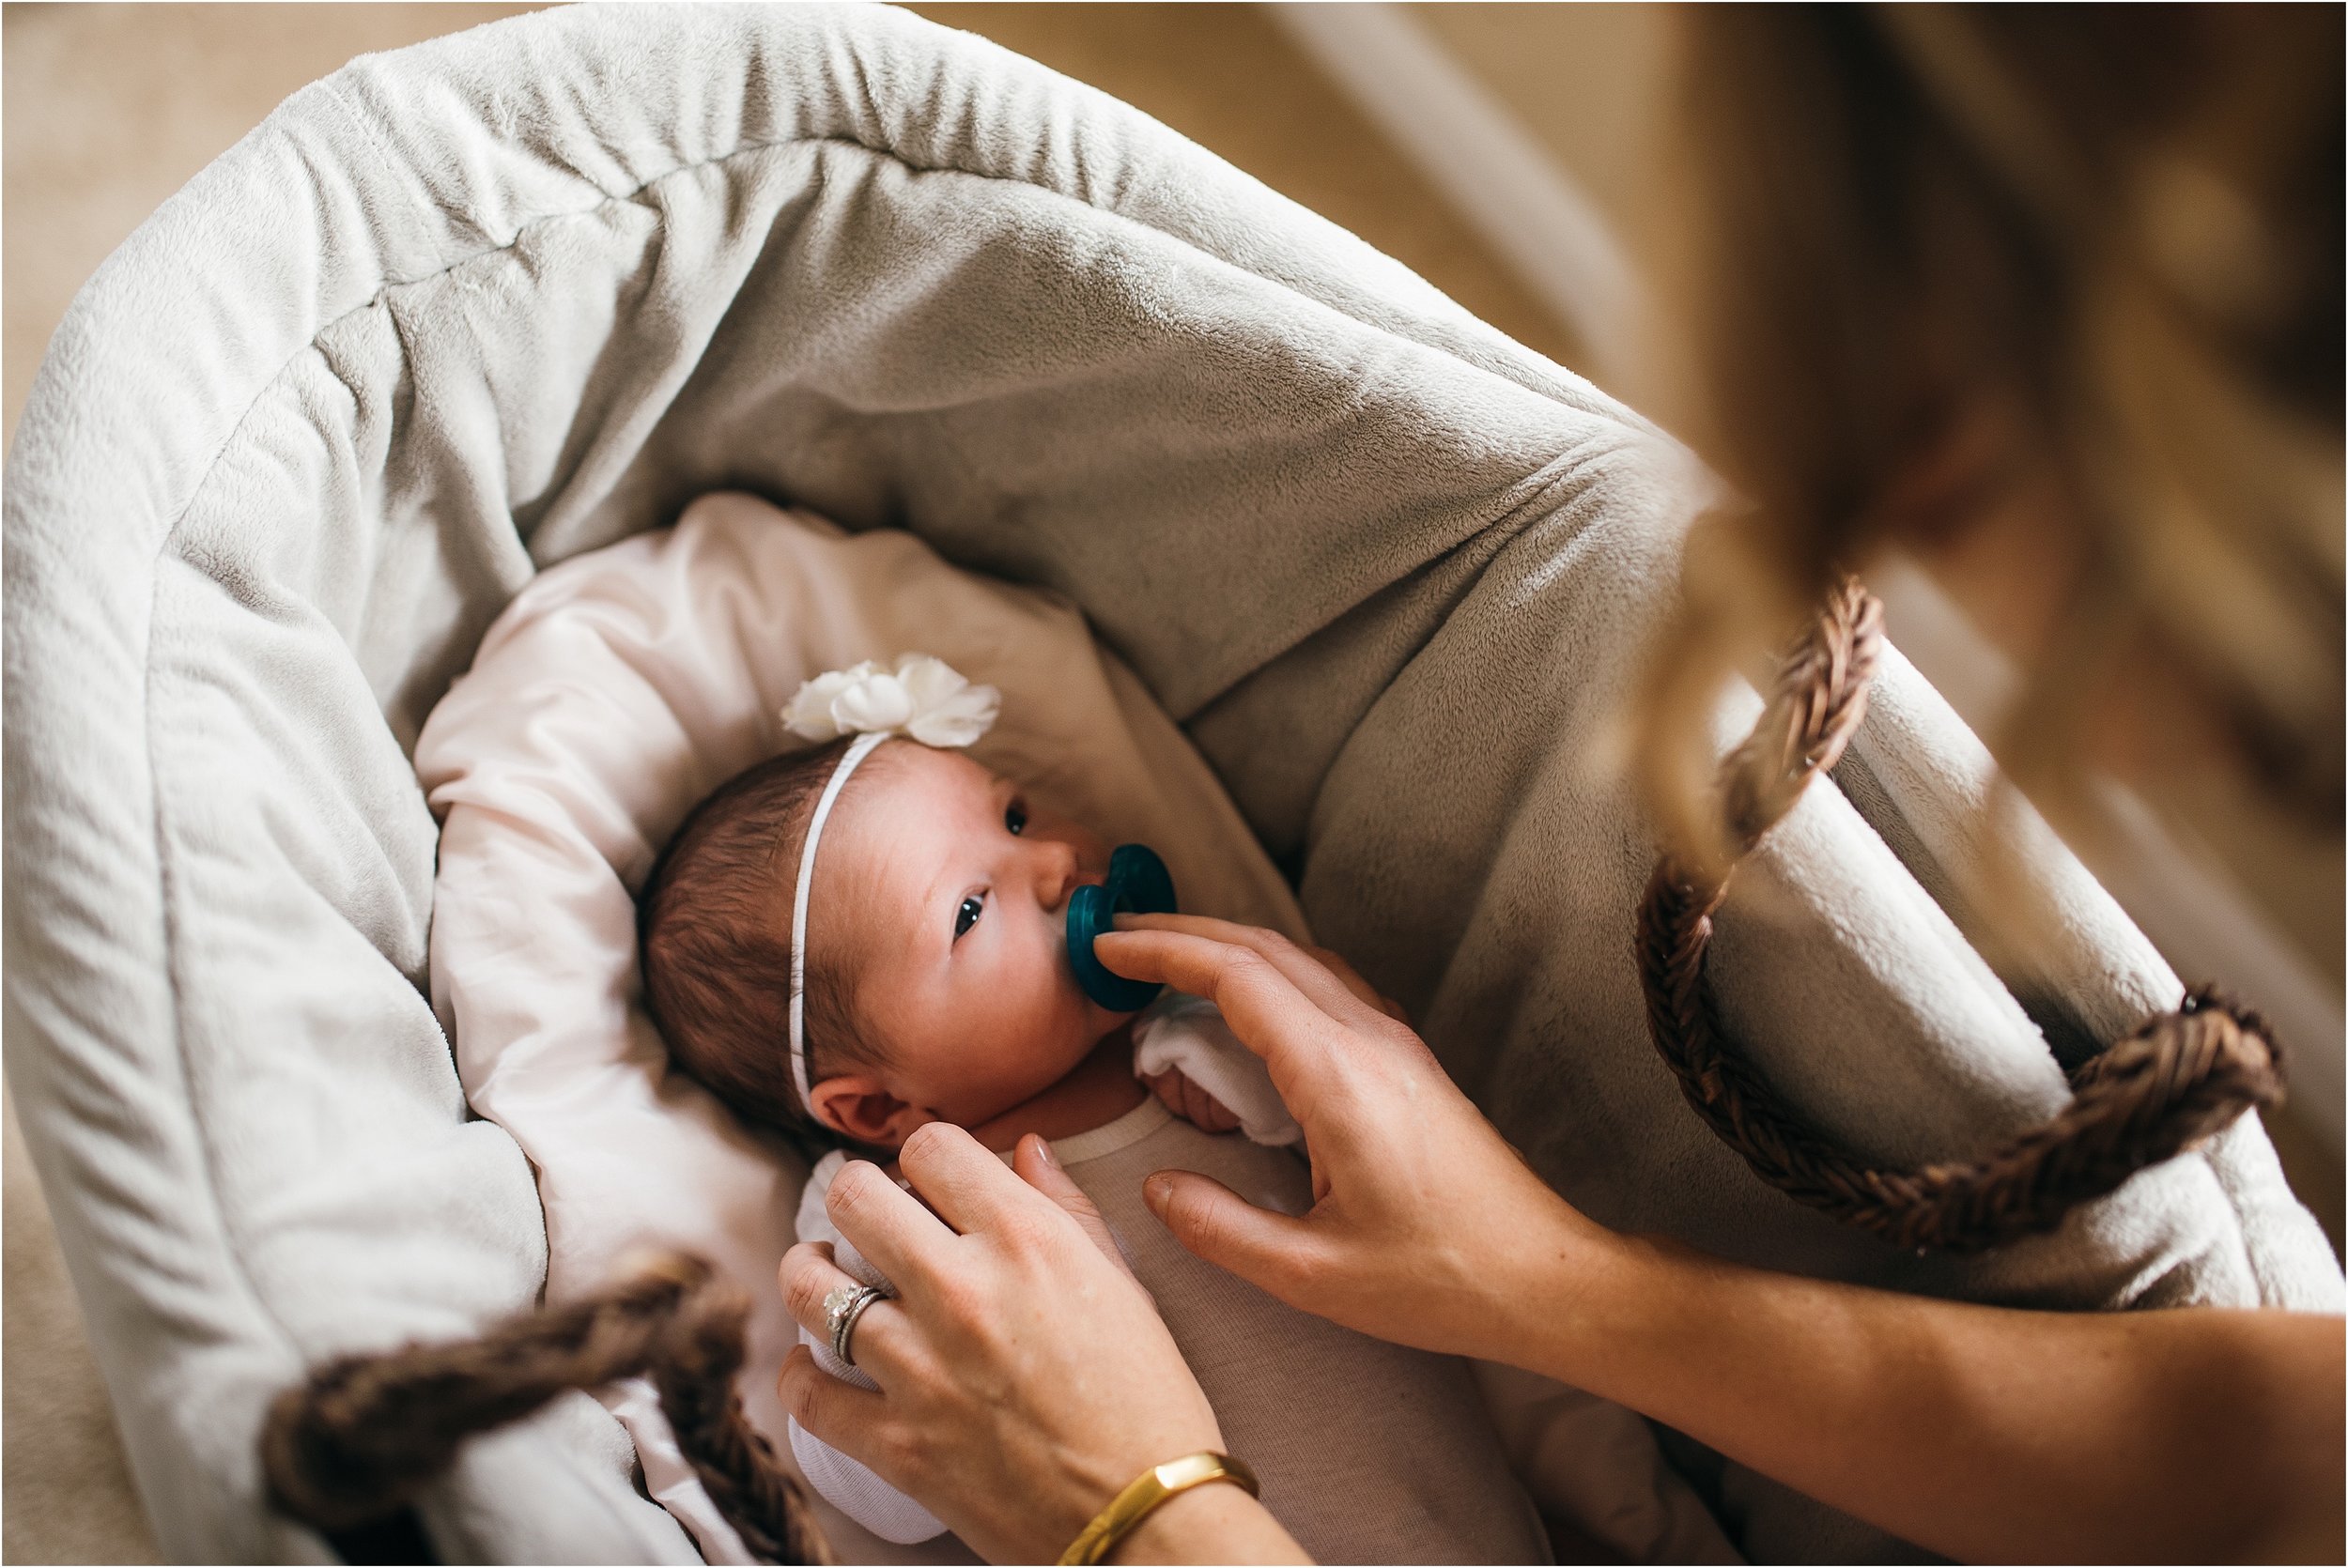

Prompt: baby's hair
[{"left": 638, "top": 736, "right": 888, "bottom": 1139}]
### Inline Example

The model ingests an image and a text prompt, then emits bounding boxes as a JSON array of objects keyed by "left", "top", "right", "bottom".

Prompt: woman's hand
[
  {"left": 1095, "top": 915, "right": 1620, "bottom": 1367},
  {"left": 1104, "top": 924, "right": 2348, "bottom": 1567},
  {"left": 1144, "top": 944, "right": 1406, "bottom": 1136},
  {"left": 776, "top": 1124, "right": 1304, "bottom": 1564}
]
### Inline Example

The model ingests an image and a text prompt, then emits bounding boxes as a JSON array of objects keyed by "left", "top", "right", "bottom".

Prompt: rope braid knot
[
  {"left": 1635, "top": 578, "right": 2286, "bottom": 1252},
  {"left": 261, "top": 1252, "right": 832, "bottom": 1563}
]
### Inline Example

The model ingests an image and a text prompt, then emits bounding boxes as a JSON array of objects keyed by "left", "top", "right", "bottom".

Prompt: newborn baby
[
  {"left": 639, "top": 655, "right": 1731, "bottom": 1564},
  {"left": 638, "top": 656, "right": 1290, "bottom": 1161}
]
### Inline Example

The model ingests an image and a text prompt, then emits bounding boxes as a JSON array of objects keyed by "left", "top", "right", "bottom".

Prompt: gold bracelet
[{"left": 1057, "top": 1451, "right": 1260, "bottom": 1565}]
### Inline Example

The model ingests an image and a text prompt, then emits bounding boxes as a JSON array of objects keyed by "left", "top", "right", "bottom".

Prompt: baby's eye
[
  {"left": 1005, "top": 800, "right": 1027, "bottom": 837},
  {"left": 954, "top": 894, "right": 984, "bottom": 940}
]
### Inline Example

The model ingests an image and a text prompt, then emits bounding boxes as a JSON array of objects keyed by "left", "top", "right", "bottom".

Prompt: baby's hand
[{"left": 1144, "top": 1068, "right": 1242, "bottom": 1136}]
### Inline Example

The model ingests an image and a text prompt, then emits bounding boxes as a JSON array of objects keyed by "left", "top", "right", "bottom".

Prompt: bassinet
[{"left": 5, "top": 5, "right": 2336, "bottom": 1561}]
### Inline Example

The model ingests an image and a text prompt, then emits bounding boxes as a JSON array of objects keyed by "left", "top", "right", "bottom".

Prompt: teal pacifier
[{"left": 1066, "top": 843, "right": 1177, "bottom": 1012}]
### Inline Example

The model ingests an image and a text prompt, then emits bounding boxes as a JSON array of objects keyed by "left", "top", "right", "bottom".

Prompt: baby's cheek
[
  {"left": 966, "top": 978, "right": 1069, "bottom": 1104},
  {"left": 1043, "top": 977, "right": 1093, "bottom": 1058}
]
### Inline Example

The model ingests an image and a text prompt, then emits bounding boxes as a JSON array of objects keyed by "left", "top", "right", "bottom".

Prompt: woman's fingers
[
  {"left": 823, "top": 1156, "right": 956, "bottom": 1287},
  {"left": 1097, "top": 921, "right": 1430, "bottom": 1132},
  {"left": 766, "top": 1134, "right": 1256, "bottom": 1560},
  {"left": 1111, "top": 913, "right": 1397, "bottom": 1035},
  {"left": 1305, "top": 942, "right": 1412, "bottom": 1025},
  {"left": 778, "top": 1239, "right": 854, "bottom": 1337},
  {"left": 1092, "top": 916, "right": 1603, "bottom": 1366},
  {"left": 778, "top": 1241, "right": 912, "bottom": 1382},
  {"left": 1092, "top": 925, "right": 1345, "bottom": 1101},
  {"left": 777, "top": 1344, "right": 892, "bottom": 1464},
  {"left": 895, "top": 1120, "right": 1061, "bottom": 1239},
  {"left": 1011, "top": 1134, "right": 1137, "bottom": 1282},
  {"left": 1142, "top": 1168, "right": 1325, "bottom": 1303}
]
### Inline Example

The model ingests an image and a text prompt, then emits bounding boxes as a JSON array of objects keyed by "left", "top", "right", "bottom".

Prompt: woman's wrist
[
  {"left": 1104, "top": 1472, "right": 1305, "bottom": 1565},
  {"left": 1481, "top": 1196, "right": 1681, "bottom": 1389},
  {"left": 1507, "top": 1222, "right": 1754, "bottom": 1434}
]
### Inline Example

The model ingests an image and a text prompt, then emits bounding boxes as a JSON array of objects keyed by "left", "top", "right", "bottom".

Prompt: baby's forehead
[
  {"left": 811, "top": 744, "right": 999, "bottom": 951},
  {"left": 831, "top": 743, "right": 999, "bottom": 873},
  {"left": 868, "top": 739, "right": 998, "bottom": 802}
]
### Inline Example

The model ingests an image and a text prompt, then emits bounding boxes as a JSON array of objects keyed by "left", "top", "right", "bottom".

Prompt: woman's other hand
[
  {"left": 777, "top": 1124, "right": 1305, "bottom": 1564},
  {"left": 1096, "top": 915, "right": 1614, "bottom": 1367}
]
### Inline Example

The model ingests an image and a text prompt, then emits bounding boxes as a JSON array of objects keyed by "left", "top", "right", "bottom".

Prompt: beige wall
[{"left": 1406, "top": 3, "right": 1671, "bottom": 251}]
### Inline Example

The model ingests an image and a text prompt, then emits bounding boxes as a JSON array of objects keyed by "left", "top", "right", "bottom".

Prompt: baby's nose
[{"left": 1034, "top": 837, "right": 1082, "bottom": 910}]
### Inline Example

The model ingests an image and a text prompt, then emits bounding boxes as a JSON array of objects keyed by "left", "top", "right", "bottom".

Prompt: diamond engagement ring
[{"left": 823, "top": 1283, "right": 889, "bottom": 1368}]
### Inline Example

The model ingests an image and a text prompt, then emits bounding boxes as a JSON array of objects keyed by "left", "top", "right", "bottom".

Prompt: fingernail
[
  {"left": 1029, "top": 1134, "right": 1058, "bottom": 1170},
  {"left": 1144, "top": 1174, "right": 1174, "bottom": 1214}
]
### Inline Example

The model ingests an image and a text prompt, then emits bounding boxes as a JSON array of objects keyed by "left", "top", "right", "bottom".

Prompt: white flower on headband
[{"left": 782, "top": 653, "right": 1001, "bottom": 748}]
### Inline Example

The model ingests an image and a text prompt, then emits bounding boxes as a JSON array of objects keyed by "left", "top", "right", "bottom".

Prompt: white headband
[{"left": 780, "top": 654, "right": 1000, "bottom": 1114}]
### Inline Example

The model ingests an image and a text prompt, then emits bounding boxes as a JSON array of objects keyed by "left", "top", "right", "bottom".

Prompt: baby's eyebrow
[{"left": 921, "top": 835, "right": 976, "bottom": 953}]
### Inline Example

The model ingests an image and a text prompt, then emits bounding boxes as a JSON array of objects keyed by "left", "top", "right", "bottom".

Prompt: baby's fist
[{"left": 1144, "top": 1068, "right": 1242, "bottom": 1135}]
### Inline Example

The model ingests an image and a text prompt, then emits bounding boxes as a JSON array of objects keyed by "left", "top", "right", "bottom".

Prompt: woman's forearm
[
  {"left": 1505, "top": 1227, "right": 2345, "bottom": 1563},
  {"left": 1093, "top": 919, "right": 2341, "bottom": 1563}
]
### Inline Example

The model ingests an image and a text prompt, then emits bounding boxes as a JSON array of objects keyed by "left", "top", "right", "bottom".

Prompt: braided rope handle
[
  {"left": 261, "top": 1253, "right": 834, "bottom": 1564},
  {"left": 1636, "top": 578, "right": 2286, "bottom": 1252}
]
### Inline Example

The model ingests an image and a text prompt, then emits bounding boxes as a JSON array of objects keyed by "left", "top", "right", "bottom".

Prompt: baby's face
[{"left": 809, "top": 742, "right": 1127, "bottom": 1133}]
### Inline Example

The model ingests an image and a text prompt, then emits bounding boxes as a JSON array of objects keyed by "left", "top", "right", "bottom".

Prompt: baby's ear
[{"left": 807, "top": 1073, "right": 927, "bottom": 1146}]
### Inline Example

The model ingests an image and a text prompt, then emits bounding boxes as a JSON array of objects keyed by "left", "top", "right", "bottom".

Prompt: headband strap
[
  {"left": 778, "top": 653, "right": 1000, "bottom": 1116},
  {"left": 788, "top": 730, "right": 888, "bottom": 1113}
]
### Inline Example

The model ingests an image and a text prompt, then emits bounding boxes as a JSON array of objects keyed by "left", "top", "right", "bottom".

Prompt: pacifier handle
[{"left": 1066, "top": 843, "right": 1177, "bottom": 1012}]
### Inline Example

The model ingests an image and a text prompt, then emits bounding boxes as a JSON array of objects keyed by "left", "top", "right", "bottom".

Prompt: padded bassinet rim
[
  {"left": 27, "top": 2, "right": 1639, "bottom": 532},
  {"left": 1, "top": 6, "right": 1663, "bottom": 1560}
]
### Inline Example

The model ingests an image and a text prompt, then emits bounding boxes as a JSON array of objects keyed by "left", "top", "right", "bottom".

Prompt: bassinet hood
[{"left": 6, "top": 5, "right": 2335, "bottom": 1561}]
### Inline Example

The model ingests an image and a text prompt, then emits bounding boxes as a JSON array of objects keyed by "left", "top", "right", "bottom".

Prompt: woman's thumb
[
  {"left": 1012, "top": 1134, "right": 1135, "bottom": 1280},
  {"left": 1144, "top": 1169, "right": 1316, "bottom": 1299}
]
